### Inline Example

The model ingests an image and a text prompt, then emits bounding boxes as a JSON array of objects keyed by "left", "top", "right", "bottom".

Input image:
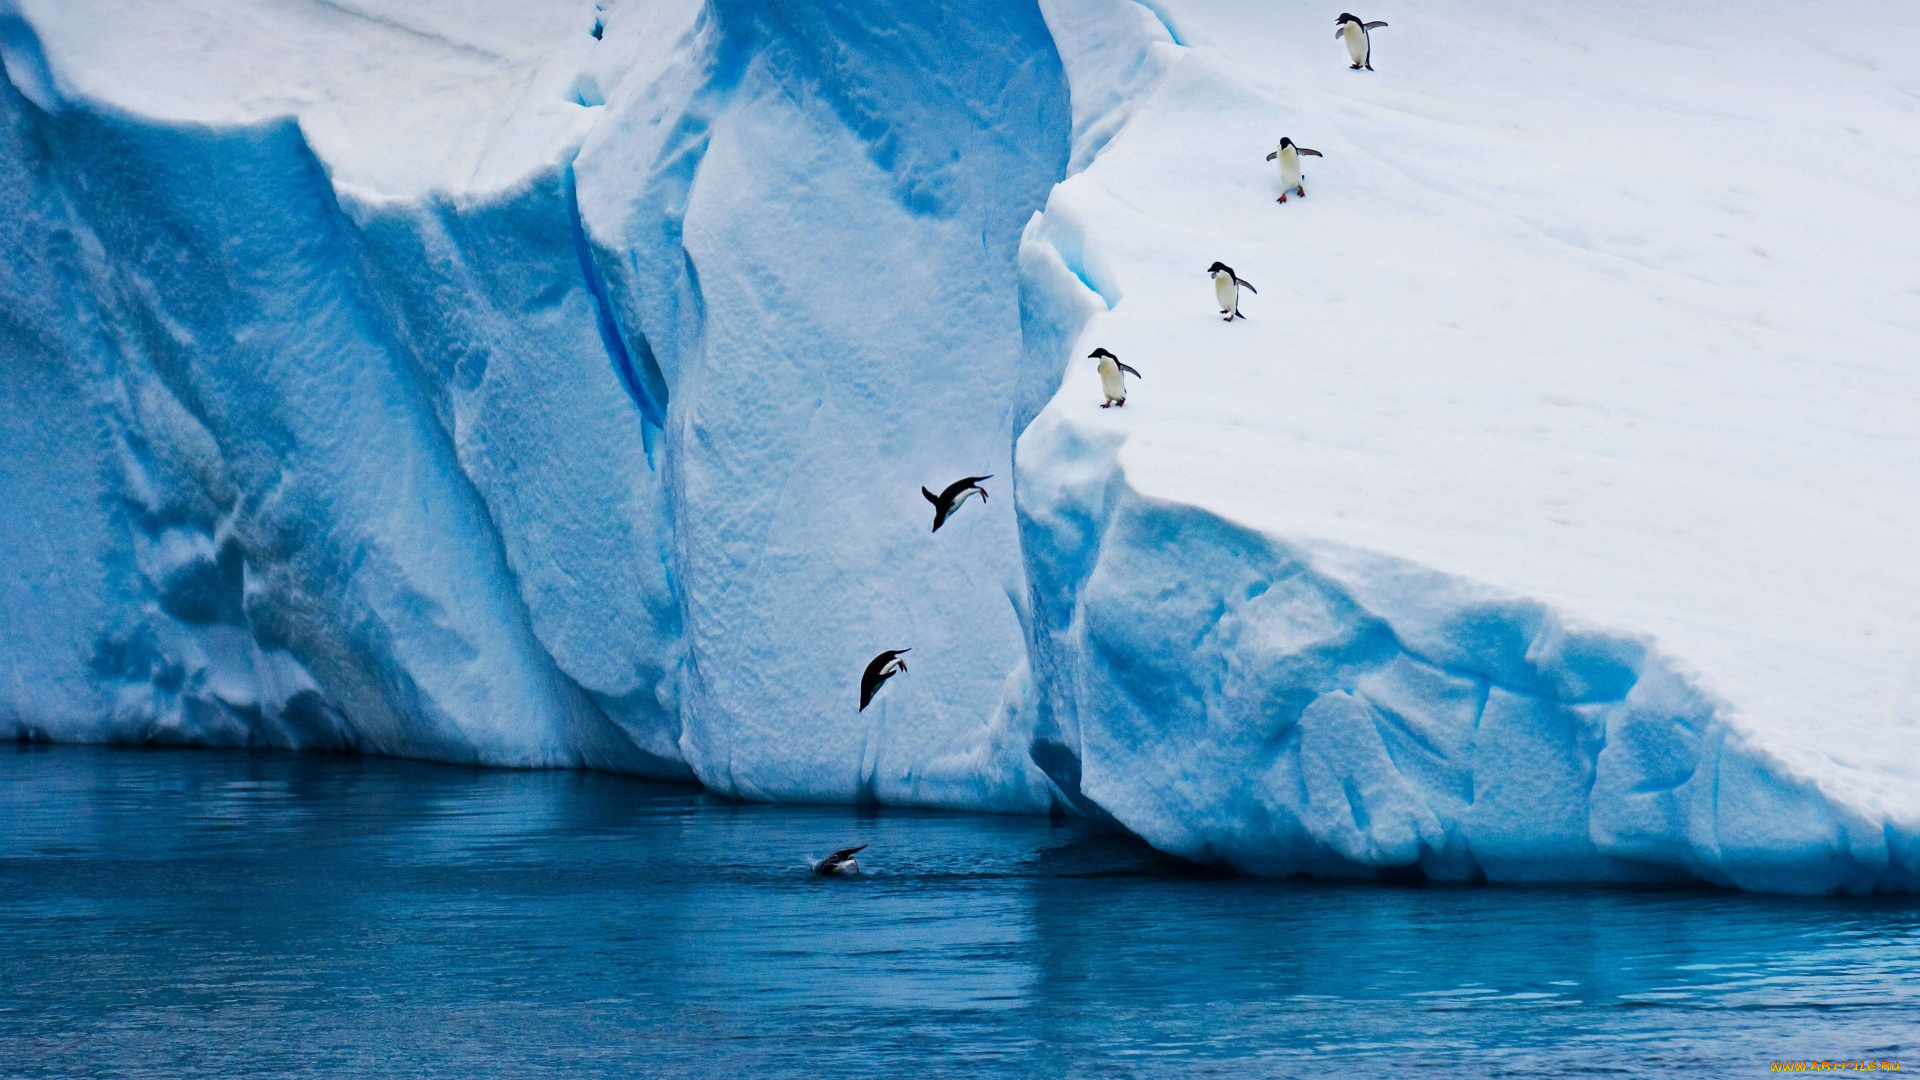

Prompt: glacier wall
[
  {"left": 2, "top": 0, "right": 1915, "bottom": 893},
  {"left": 0, "top": 0, "right": 1067, "bottom": 803},
  {"left": 1015, "top": 409, "right": 1918, "bottom": 894}
]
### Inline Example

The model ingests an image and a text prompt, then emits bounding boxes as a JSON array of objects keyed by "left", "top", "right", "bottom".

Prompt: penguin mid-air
[
  {"left": 1089, "top": 348, "right": 1141, "bottom": 408},
  {"left": 923, "top": 475, "right": 992, "bottom": 533},
  {"left": 1335, "top": 13, "right": 1388, "bottom": 70},
  {"left": 859, "top": 649, "right": 909, "bottom": 711},
  {"left": 1206, "top": 262, "right": 1257, "bottom": 321},
  {"left": 1265, "top": 137, "right": 1323, "bottom": 203},
  {"left": 811, "top": 844, "right": 867, "bottom": 876}
]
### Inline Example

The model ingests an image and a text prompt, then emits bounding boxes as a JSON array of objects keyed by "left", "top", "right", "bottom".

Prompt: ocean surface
[{"left": 1, "top": 745, "right": 1913, "bottom": 1078}]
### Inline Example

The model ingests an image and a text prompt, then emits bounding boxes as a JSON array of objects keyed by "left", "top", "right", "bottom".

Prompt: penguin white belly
[
  {"left": 1213, "top": 274, "right": 1237, "bottom": 313},
  {"left": 1099, "top": 360, "right": 1126, "bottom": 402},
  {"left": 1278, "top": 150, "right": 1303, "bottom": 192},
  {"left": 1342, "top": 26, "right": 1368, "bottom": 66}
]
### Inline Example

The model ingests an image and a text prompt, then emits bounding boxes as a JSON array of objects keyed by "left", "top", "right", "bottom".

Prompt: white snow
[
  {"left": 2, "top": 0, "right": 1917, "bottom": 892},
  {"left": 1019, "top": 0, "right": 1920, "bottom": 889}
]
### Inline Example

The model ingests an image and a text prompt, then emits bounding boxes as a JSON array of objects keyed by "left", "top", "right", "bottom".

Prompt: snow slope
[
  {"left": 2, "top": 0, "right": 1917, "bottom": 892},
  {"left": 1019, "top": 0, "right": 1920, "bottom": 891}
]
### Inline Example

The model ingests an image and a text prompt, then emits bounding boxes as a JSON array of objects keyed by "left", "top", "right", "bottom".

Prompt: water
[{"left": 1, "top": 746, "right": 1913, "bottom": 1078}]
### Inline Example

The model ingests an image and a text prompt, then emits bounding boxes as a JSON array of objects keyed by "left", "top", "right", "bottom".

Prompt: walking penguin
[
  {"left": 1207, "top": 262, "right": 1257, "bottom": 321},
  {"left": 1266, "top": 137, "right": 1323, "bottom": 202},
  {"left": 1335, "top": 13, "right": 1388, "bottom": 70},
  {"left": 1089, "top": 348, "right": 1141, "bottom": 408}
]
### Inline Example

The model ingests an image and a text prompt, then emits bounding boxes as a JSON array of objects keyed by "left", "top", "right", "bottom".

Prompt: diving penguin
[
  {"left": 811, "top": 844, "right": 867, "bottom": 876},
  {"left": 1207, "top": 262, "right": 1257, "bottom": 321},
  {"left": 923, "top": 475, "right": 992, "bottom": 533},
  {"left": 859, "top": 649, "right": 909, "bottom": 711},
  {"left": 1089, "top": 348, "right": 1141, "bottom": 408},
  {"left": 1266, "top": 137, "right": 1323, "bottom": 203},
  {"left": 1335, "top": 13, "right": 1388, "bottom": 70}
]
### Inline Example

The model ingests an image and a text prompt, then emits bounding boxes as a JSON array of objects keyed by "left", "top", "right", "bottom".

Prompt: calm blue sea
[{"left": 1, "top": 745, "right": 1913, "bottom": 1078}]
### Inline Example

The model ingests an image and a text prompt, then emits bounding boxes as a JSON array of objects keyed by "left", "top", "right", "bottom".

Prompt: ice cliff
[{"left": 2, "top": 0, "right": 1917, "bottom": 894}]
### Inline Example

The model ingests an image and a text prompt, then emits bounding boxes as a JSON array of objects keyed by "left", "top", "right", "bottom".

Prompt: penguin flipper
[
  {"left": 1238, "top": 279, "right": 1257, "bottom": 293},
  {"left": 1117, "top": 362, "right": 1142, "bottom": 379},
  {"left": 1265, "top": 151, "right": 1278, "bottom": 161},
  {"left": 1300, "top": 148, "right": 1324, "bottom": 157},
  {"left": 1363, "top": 20, "right": 1387, "bottom": 28}
]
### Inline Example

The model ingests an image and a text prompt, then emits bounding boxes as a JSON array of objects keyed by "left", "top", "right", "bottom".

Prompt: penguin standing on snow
[
  {"left": 859, "top": 649, "right": 909, "bottom": 711},
  {"left": 1207, "top": 262, "right": 1257, "bottom": 321},
  {"left": 922, "top": 475, "right": 992, "bottom": 533},
  {"left": 1266, "top": 137, "right": 1323, "bottom": 203},
  {"left": 1335, "top": 13, "right": 1388, "bottom": 70},
  {"left": 1089, "top": 348, "right": 1141, "bottom": 408}
]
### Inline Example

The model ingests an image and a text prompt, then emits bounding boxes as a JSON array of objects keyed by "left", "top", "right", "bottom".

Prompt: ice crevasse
[{"left": 1, "top": 0, "right": 1917, "bottom": 894}]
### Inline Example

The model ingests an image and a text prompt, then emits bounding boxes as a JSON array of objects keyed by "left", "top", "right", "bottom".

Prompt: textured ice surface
[
  {"left": 2, "top": 0, "right": 1916, "bottom": 892},
  {"left": 1017, "top": 0, "right": 1920, "bottom": 891}
]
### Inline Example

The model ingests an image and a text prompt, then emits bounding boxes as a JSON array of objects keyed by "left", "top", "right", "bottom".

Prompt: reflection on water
[{"left": 2, "top": 746, "right": 1914, "bottom": 1078}]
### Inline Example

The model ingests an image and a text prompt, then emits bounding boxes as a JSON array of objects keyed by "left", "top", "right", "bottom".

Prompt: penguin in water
[
  {"left": 1207, "top": 262, "right": 1257, "bottom": 321},
  {"left": 923, "top": 475, "right": 992, "bottom": 533},
  {"left": 1266, "top": 137, "right": 1323, "bottom": 203},
  {"left": 1335, "top": 13, "right": 1388, "bottom": 70},
  {"left": 811, "top": 844, "right": 866, "bottom": 876},
  {"left": 1089, "top": 348, "right": 1141, "bottom": 408},
  {"left": 860, "top": 649, "right": 909, "bottom": 711}
]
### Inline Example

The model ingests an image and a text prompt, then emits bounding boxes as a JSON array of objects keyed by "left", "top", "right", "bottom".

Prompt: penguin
[
  {"left": 922, "top": 475, "right": 992, "bottom": 533},
  {"left": 1089, "top": 348, "right": 1141, "bottom": 408},
  {"left": 859, "top": 649, "right": 909, "bottom": 711},
  {"left": 811, "top": 844, "right": 867, "bottom": 876},
  {"left": 1265, "top": 137, "right": 1323, "bottom": 203},
  {"left": 1207, "top": 262, "right": 1257, "bottom": 321},
  {"left": 1335, "top": 13, "right": 1388, "bottom": 70}
]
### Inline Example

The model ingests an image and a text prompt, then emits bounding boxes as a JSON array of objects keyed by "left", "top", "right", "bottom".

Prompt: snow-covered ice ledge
[
  {"left": 1014, "top": 0, "right": 1920, "bottom": 891},
  {"left": 1018, "top": 406, "right": 1918, "bottom": 892}
]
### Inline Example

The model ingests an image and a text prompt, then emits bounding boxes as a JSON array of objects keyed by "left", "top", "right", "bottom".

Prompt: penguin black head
[
  {"left": 1336, "top": 13, "right": 1360, "bottom": 24},
  {"left": 1207, "top": 261, "right": 1232, "bottom": 275},
  {"left": 1279, "top": 137, "right": 1296, "bottom": 149},
  {"left": 1088, "top": 348, "right": 1117, "bottom": 360}
]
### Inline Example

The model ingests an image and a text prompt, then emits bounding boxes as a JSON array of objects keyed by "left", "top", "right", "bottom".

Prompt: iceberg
[{"left": 1, "top": 0, "right": 1916, "bottom": 893}]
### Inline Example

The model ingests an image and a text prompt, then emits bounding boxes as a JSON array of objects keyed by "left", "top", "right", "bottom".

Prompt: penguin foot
[
  {"left": 1298, "top": 187, "right": 1307, "bottom": 198},
  {"left": 1277, "top": 195, "right": 1287, "bottom": 203},
  {"left": 1350, "top": 63, "right": 1363, "bottom": 69},
  {"left": 1100, "top": 401, "right": 1112, "bottom": 409}
]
